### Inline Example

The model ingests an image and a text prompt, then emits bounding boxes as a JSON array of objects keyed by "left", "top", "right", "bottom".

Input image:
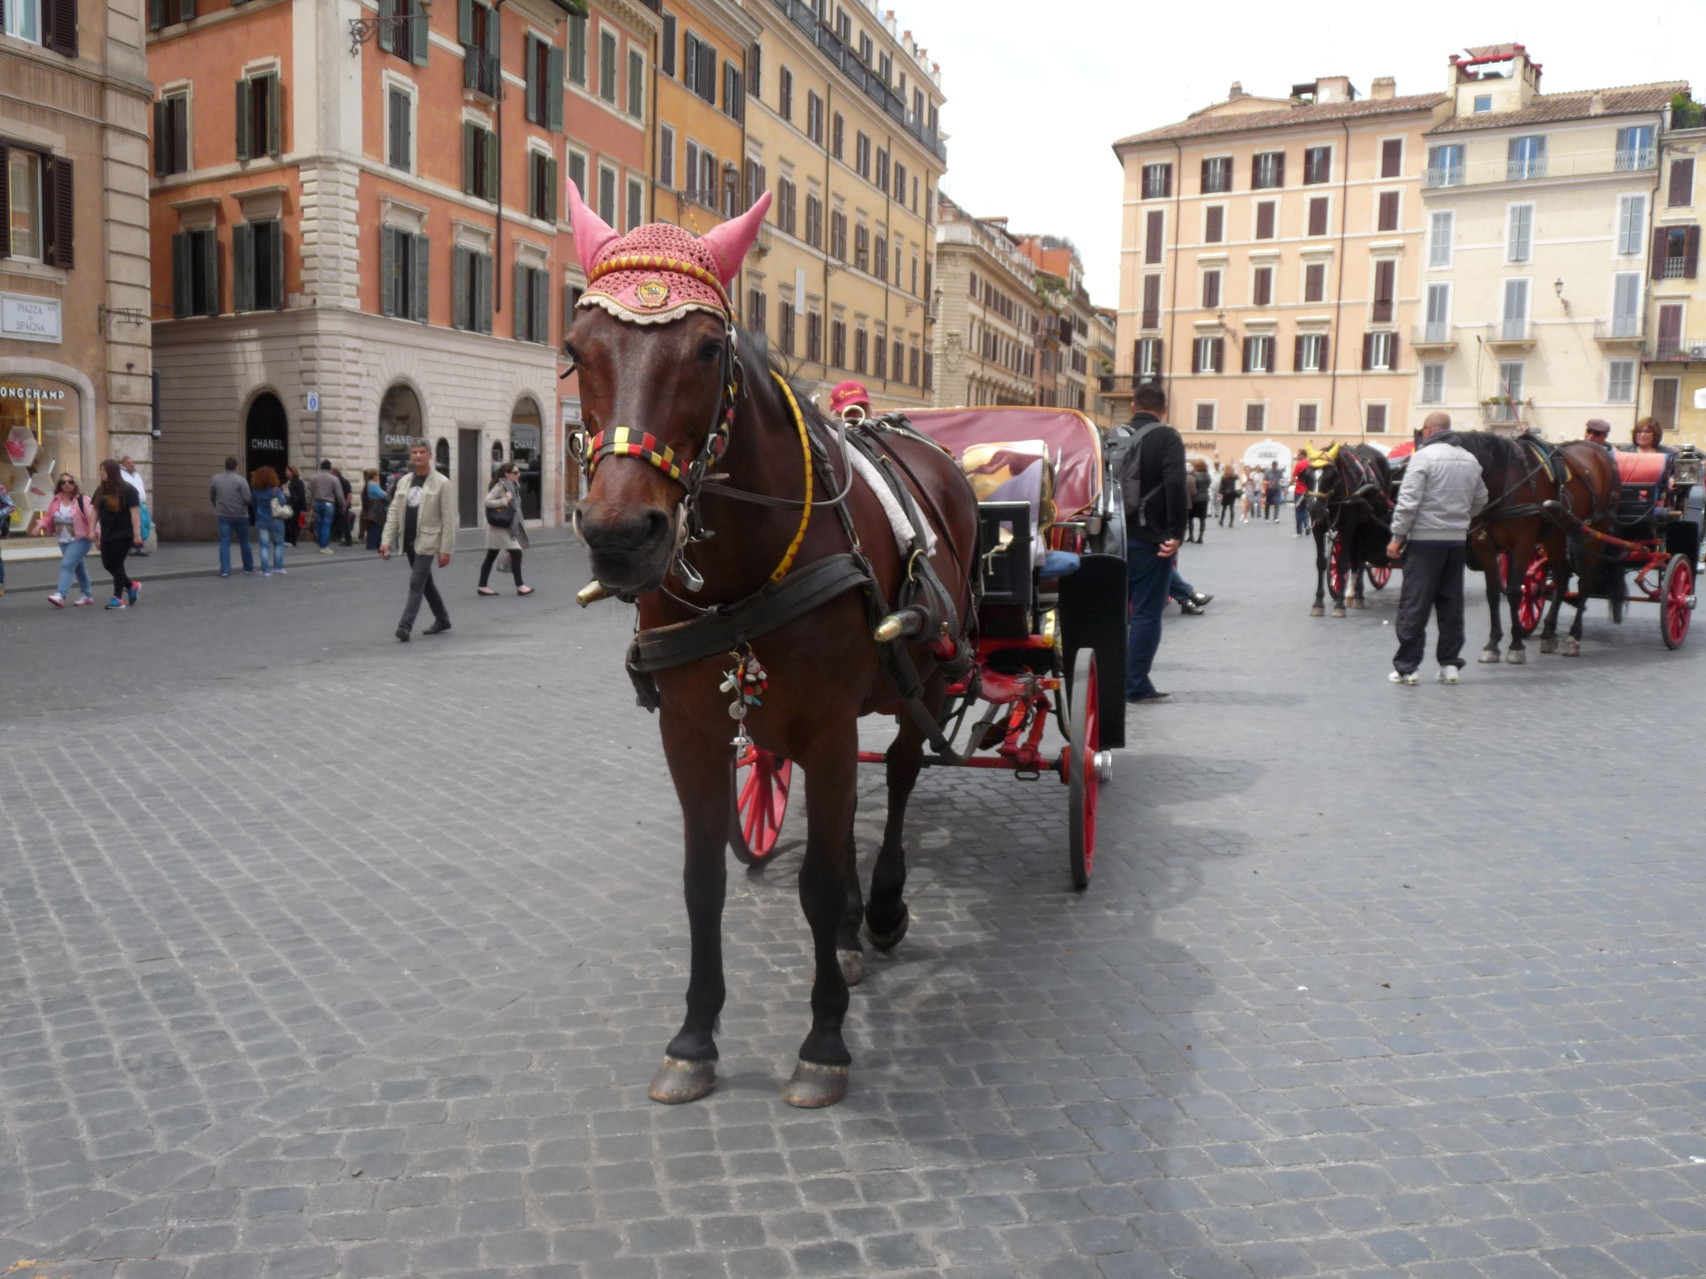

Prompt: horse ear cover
[
  {"left": 699, "top": 192, "right": 773, "bottom": 287},
  {"left": 567, "top": 180, "right": 622, "bottom": 278}
]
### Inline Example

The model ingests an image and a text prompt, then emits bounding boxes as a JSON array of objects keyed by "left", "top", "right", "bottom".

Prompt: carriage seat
[
  {"left": 1614, "top": 450, "right": 1675, "bottom": 530},
  {"left": 959, "top": 442, "right": 1078, "bottom": 638}
]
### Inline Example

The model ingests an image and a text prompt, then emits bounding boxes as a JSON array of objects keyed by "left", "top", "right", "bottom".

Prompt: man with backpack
[{"left": 1110, "top": 384, "right": 1188, "bottom": 704}]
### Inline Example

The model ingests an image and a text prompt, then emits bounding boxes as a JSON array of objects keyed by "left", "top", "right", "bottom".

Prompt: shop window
[
  {"left": 511, "top": 399, "right": 543, "bottom": 519},
  {"left": 378, "top": 384, "right": 422, "bottom": 482},
  {"left": 1, "top": 377, "right": 79, "bottom": 535}
]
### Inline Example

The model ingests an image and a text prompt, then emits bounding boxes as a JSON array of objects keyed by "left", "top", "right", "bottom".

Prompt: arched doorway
[
  {"left": 378, "top": 383, "right": 422, "bottom": 488},
  {"left": 511, "top": 396, "right": 543, "bottom": 520},
  {"left": 1, "top": 374, "right": 81, "bottom": 534},
  {"left": 244, "top": 392, "right": 289, "bottom": 479}
]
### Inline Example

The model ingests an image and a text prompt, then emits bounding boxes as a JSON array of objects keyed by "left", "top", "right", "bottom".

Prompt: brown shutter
[
  {"left": 1319, "top": 335, "right": 1329, "bottom": 370},
  {"left": 1653, "top": 227, "right": 1668, "bottom": 280},
  {"left": 1379, "top": 190, "right": 1400, "bottom": 232},
  {"left": 1372, "top": 260, "right": 1395, "bottom": 322},
  {"left": 1686, "top": 226, "right": 1701, "bottom": 280},
  {"left": 44, "top": 156, "right": 74, "bottom": 268},
  {"left": 1381, "top": 138, "right": 1402, "bottom": 178},
  {"left": 1241, "top": 336, "right": 1252, "bottom": 373},
  {"left": 1153, "top": 339, "right": 1163, "bottom": 376},
  {"left": 153, "top": 100, "right": 169, "bottom": 176},
  {"left": 1275, "top": 154, "right": 1285, "bottom": 187},
  {"left": 1200, "top": 157, "right": 1212, "bottom": 192},
  {"left": 1256, "top": 202, "right": 1274, "bottom": 239},
  {"left": 1293, "top": 335, "right": 1303, "bottom": 371},
  {"left": 1145, "top": 209, "right": 1163, "bottom": 264},
  {"left": 1361, "top": 332, "right": 1373, "bottom": 371},
  {"left": 1191, "top": 340, "right": 1201, "bottom": 374},
  {"left": 1670, "top": 158, "right": 1695, "bottom": 208},
  {"left": 1213, "top": 338, "right": 1224, "bottom": 371},
  {"left": 1205, "top": 205, "right": 1222, "bottom": 243},
  {"left": 1308, "top": 197, "right": 1326, "bottom": 237},
  {"left": 46, "top": 0, "right": 77, "bottom": 57},
  {"left": 0, "top": 147, "right": 9, "bottom": 257},
  {"left": 1388, "top": 331, "right": 1400, "bottom": 372}
]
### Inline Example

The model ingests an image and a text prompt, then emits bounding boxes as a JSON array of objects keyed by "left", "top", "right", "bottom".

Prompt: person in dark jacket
[
  {"left": 1111, "top": 384, "right": 1188, "bottom": 703},
  {"left": 281, "top": 466, "right": 308, "bottom": 546}
]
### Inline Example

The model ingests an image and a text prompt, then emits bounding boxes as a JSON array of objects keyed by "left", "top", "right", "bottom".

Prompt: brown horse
[
  {"left": 566, "top": 186, "right": 978, "bottom": 1108},
  {"left": 1458, "top": 432, "right": 1617, "bottom": 661}
]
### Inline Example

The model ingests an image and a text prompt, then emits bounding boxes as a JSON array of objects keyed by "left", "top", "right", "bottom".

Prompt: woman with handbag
[
  {"left": 477, "top": 462, "right": 532, "bottom": 596},
  {"left": 362, "top": 469, "right": 389, "bottom": 551},
  {"left": 281, "top": 466, "right": 308, "bottom": 547},
  {"left": 41, "top": 473, "right": 97, "bottom": 606},
  {"left": 251, "top": 466, "right": 289, "bottom": 576}
]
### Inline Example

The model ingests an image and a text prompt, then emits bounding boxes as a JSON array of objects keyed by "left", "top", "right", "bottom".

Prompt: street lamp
[{"left": 349, "top": 0, "right": 432, "bottom": 56}]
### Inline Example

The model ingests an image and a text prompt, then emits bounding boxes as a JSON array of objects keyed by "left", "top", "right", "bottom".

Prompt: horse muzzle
[{"left": 575, "top": 502, "right": 676, "bottom": 593}]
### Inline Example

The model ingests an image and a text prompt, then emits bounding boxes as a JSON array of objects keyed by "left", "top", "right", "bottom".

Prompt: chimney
[
  {"left": 1589, "top": 91, "right": 1606, "bottom": 115},
  {"left": 1228, "top": 80, "right": 1245, "bottom": 98},
  {"left": 1370, "top": 76, "right": 1396, "bottom": 100},
  {"left": 1315, "top": 76, "right": 1356, "bottom": 104}
]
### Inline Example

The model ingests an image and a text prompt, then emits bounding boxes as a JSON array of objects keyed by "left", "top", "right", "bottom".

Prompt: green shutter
[
  {"left": 172, "top": 231, "right": 191, "bottom": 316},
  {"left": 265, "top": 74, "right": 281, "bottom": 157},
  {"left": 200, "top": 228, "right": 220, "bottom": 315},
  {"left": 232, "top": 223, "right": 254, "bottom": 312},
  {"left": 524, "top": 36, "right": 538, "bottom": 122},
  {"left": 457, "top": 0, "right": 472, "bottom": 43},
  {"left": 514, "top": 261, "right": 527, "bottom": 339},
  {"left": 153, "top": 100, "right": 169, "bottom": 176},
  {"left": 148, "top": 0, "right": 165, "bottom": 30},
  {"left": 409, "top": 8, "right": 428, "bottom": 65},
  {"left": 380, "top": 226, "right": 396, "bottom": 316},
  {"left": 411, "top": 234, "right": 429, "bottom": 323},
  {"left": 547, "top": 47, "right": 564, "bottom": 131},
  {"left": 483, "top": 129, "right": 497, "bottom": 200},
  {"left": 235, "top": 79, "right": 251, "bottom": 162},
  {"left": 532, "top": 269, "right": 548, "bottom": 345},
  {"left": 484, "top": 4, "right": 498, "bottom": 57},
  {"left": 462, "top": 122, "right": 474, "bottom": 194},
  {"left": 269, "top": 219, "right": 284, "bottom": 308},
  {"left": 378, "top": 0, "right": 395, "bottom": 52},
  {"left": 177, "top": 0, "right": 194, "bottom": 19},
  {"left": 453, "top": 246, "right": 469, "bottom": 329},
  {"left": 545, "top": 156, "right": 558, "bottom": 223},
  {"left": 476, "top": 253, "right": 492, "bottom": 333}
]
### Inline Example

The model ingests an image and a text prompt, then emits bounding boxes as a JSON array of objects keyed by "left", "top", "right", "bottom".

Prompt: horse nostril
[{"left": 641, "top": 508, "right": 670, "bottom": 547}]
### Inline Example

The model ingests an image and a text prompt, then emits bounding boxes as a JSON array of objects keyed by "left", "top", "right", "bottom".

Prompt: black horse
[{"left": 1303, "top": 444, "right": 1396, "bottom": 617}]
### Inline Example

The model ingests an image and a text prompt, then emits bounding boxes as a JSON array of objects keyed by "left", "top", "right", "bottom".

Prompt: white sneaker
[
  {"left": 1388, "top": 670, "right": 1419, "bottom": 686},
  {"left": 1437, "top": 667, "right": 1460, "bottom": 684},
  {"left": 47, "top": 593, "right": 65, "bottom": 608}
]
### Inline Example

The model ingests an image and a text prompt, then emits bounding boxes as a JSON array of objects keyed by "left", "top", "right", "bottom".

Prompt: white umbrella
[{"left": 1240, "top": 439, "right": 1291, "bottom": 469}]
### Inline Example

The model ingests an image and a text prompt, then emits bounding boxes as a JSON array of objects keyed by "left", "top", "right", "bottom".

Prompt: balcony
[
  {"left": 1480, "top": 398, "right": 1530, "bottom": 427},
  {"left": 1505, "top": 157, "right": 1548, "bottom": 182},
  {"left": 1412, "top": 322, "right": 1458, "bottom": 351},
  {"left": 1424, "top": 165, "right": 1466, "bottom": 189},
  {"left": 1615, "top": 146, "right": 1657, "bottom": 171},
  {"left": 1423, "top": 148, "right": 1656, "bottom": 191},
  {"left": 463, "top": 46, "right": 500, "bottom": 97},
  {"left": 1593, "top": 317, "right": 1644, "bottom": 346},
  {"left": 1486, "top": 319, "right": 1535, "bottom": 349},
  {"left": 1647, "top": 338, "right": 1706, "bottom": 363}
]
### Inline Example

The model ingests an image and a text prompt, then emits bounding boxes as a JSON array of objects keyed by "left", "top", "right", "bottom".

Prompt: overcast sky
[{"left": 894, "top": 1, "right": 1706, "bottom": 308}]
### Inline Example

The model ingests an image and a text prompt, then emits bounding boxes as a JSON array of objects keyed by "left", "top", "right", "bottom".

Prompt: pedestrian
[
  {"left": 477, "top": 461, "right": 534, "bottom": 597},
  {"left": 210, "top": 456, "right": 255, "bottom": 576},
  {"left": 1386, "top": 412, "right": 1488, "bottom": 685},
  {"left": 42, "top": 472, "right": 96, "bottom": 607},
  {"left": 1186, "top": 457, "right": 1210, "bottom": 544},
  {"left": 1583, "top": 418, "right": 1614, "bottom": 453},
  {"left": 1241, "top": 469, "right": 1259, "bottom": 522},
  {"left": 119, "top": 456, "right": 150, "bottom": 555},
  {"left": 1264, "top": 462, "right": 1285, "bottom": 521},
  {"left": 1217, "top": 465, "right": 1238, "bottom": 527},
  {"left": 0, "top": 480, "right": 14, "bottom": 597},
  {"left": 1291, "top": 449, "right": 1312, "bottom": 536},
  {"left": 1168, "top": 563, "right": 1213, "bottom": 615},
  {"left": 1112, "top": 383, "right": 1187, "bottom": 704},
  {"left": 251, "top": 465, "right": 288, "bottom": 576},
  {"left": 281, "top": 466, "right": 308, "bottom": 546},
  {"left": 361, "top": 469, "right": 389, "bottom": 551},
  {"left": 306, "top": 460, "right": 342, "bottom": 552},
  {"left": 92, "top": 459, "right": 143, "bottom": 609},
  {"left": 333, "top": 468, "right": 356, "bottom": 546},
  {"left": 380, "top": 437, "right": 456, "bottom": 641}
]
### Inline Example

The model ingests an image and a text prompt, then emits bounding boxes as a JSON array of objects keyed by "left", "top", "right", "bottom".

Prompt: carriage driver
[
  {"left": 829, "top": 380, "right": 873, "bottom": 424},
  {"left": 1385, "top": 412, "right": 1488, "bottom": 686}
]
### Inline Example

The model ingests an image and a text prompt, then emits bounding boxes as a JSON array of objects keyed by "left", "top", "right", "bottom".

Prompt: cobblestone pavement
[{"left": 2, "top": 520, "right": 1703, "bottom": 1279}]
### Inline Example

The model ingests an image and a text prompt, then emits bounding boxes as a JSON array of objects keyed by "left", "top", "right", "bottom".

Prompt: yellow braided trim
[
  {"left": 768, "top": 372, "right": 814, "bottom": 582},
  {"left": 587, "top": 254, "right": 731, "bottom": 309}
]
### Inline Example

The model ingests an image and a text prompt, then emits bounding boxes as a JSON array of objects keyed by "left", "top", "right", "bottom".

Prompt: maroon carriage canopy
[{"left": 907, "top": 407, "right": 1106, "bottom": 519}]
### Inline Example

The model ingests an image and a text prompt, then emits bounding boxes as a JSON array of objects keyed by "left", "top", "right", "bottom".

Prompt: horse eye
[
  {"left": 698, "top": 340, "right": 724, "bottom": 363},
  {"left": 561, "top": 342, "right": 580, "bottom": 368}
]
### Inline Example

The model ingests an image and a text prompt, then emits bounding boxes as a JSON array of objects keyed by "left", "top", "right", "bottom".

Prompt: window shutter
[
  {"left": 1293, "top": 335, "right": 1304, "bottom": 372},
  {"left": 532, "top": 269, "right": 548, "bottom": 344},
  {"left": 1670, "top": 157, "right": 1694, "bottom": 207},
  {"left": 379, "top": 226, "right": 396, "bottom": 316},
  {"left": 177, "top": 0, "right": 193, "bottom": 21},
  {"left": 235, "top": 79, "right": 252, "bottom": 162},
  {"left": 266, "top": 75, "right": 281, "bottom": 157},
  {"left": 1388, "top": 331, "right": 1400, "bottom": 372},
  {"left": 148, "top": 0, "right": 164, "bottom": 31},
  {"left": 545, "top": 156, "right": 557, "bottom": 222},
  {"left": 170, "top": 98, "right": 187, "bottom": 174},
  {"left": 200, "top": 227, "right": 220, "bottom": 314},
  {"left": 378, "top": 0, "right": 395, "bottom": 52},
  {"left": 411, "top": 234, "right": 429, "bottom": 322},
  {"left": 231, "top": 223, "right": 253, "bottom": 312},
  {"left": 171, "top": 232, "right": 191, "bottom": 316},
  {"left": 547, "top": 47, "right": 565, "bottom": 130},
  {"left": 42, "top": 156, "right": 74, "bottom": 268},
  {"left": 523, "top": 35, "right": 538, "bottom": 121},
  {"left": 1686, "top": 226, "right": 1701, "bottom": 280},
  {"left": 1199, "top": 157, "right": 1211, "bottom": 192},
  {"left": 1652, "top": 226, "right": 1667, "bottom": 280},
  {"left": 514, "top": 261, "right": 527, "bottom": 338},
  {"left": 1381, "top": 138, "right": 1402, "bottom": 178},
  {"left": 1361, "top": 332, "right": 1373, "bottom": 371},
  {"left": 153, "top": 100, "right": 169, "bottom": 176},
  {"left": 1241, "top": 336, "right": 1253, "bottom": 373},
  {"left": 484, "top": 2, "right": 498, "bottom": 57},
  {"left": 46, "top": 0, "right": 77, "bottom": 57},
  {"left": 268, "top": 219, "right": 284, "bottom": 309},
  {"left": 457, "top": 0, "right": 472, "bottom": 41},
  {"left": 476, "top": 253, "right": 493, "bottom": 333},
  {"left": 483, "top": 130, "right": 498, "bottom": 200},
  {"left": 683, "top": 33, "right": 697, "bottom": 93},
  {"left": 1274, "top": 154, "right": 1285, "bottom": 187},
  {"left": 453, "top": 247, "right": 469, "bottom": 328},
  {"left": 462, "top": 123, "right": 475, "bottom": 194},
  {"left": 399, "top": 92, "right": 412, "bottom": 169},
  {"left": 1319, "top": 335, "right": 1329, "bottom": 370},
  {"left": 1212, "top": 338, "right": 1223, "bottom": 372},
  {"left": 410, "top": 4, "right": 429, "bottom": 65},
  {"left": 661, "top": 13, "right": 676, "bottom": 75}
]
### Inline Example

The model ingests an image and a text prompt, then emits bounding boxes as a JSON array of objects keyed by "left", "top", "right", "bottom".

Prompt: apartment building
[
  {"left": 743, "top": 0, "right": 944, "bottom": 412},
  {"left": 651, "top": 0, "right": 759, "bottom": 235},
  {"left": 1416, "top": 46, "right": 1680, "bottom": 441},
  {"left": 1089, "top": 305, "right": 1118, "bottom": 426},
  {"left": 146, "top": 0, "right": 657, "bottom": 538},
  {"left": 1643, "top": 99, "right": 1706, "bottom": 446},
  {"left": 3, "top": 0, "right": 153, "bottom": 532},
  {"left": 1113, "top": 75, "right": 1445, "bottom": 460},
  {"left": 930, "top": 195, "right": 1036, "bottom": 408},
  {"left": 1018, "top": 234, "right": 1094, "bottom": 416}
]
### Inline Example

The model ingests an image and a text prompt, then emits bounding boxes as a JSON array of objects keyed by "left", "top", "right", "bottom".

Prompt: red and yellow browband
[
  {"left": 586, "top": 254, "right": 732, "bottom": 313},
  {"left": 585, "top": 426, "right": 689, "bottom": 484}
]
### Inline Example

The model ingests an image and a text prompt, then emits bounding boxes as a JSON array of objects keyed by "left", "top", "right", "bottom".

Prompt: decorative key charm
[{"left": 720, "top": 647, "right": 770, "bottom": 752}]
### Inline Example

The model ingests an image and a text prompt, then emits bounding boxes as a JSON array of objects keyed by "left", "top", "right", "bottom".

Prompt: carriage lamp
[{"left": 348, "top": 0, "right": 432, "bottom": 55}]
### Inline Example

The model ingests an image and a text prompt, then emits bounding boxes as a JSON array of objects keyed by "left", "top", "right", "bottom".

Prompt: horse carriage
[
  {"left": 733, "top": 406, "right": 1128, "bottom": 891},
  {"left": 1509, "top": 445, "right": 1703, "bottom": 650}
]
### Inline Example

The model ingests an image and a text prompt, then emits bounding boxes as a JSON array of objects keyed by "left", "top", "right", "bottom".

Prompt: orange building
[
  {"left": 649, "top": 0, "right": 759, "bottom": 237},
  {"left": 147, "top": 0, "right": 656, "bottom": 537}
]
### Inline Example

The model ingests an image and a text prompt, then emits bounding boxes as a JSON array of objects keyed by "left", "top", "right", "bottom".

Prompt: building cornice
[{"left": 0, "top": 38, "right": 154, "bottom": 107}]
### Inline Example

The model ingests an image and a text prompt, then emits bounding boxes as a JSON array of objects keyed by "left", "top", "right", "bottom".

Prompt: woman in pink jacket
[{"left": 43, "top": 473, "right": 97, "bottom": 607}]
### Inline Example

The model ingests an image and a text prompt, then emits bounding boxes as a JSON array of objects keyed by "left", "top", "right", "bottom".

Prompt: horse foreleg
[
  {"left": 648, "top": 717, "right": 734, "bottom": 1105},
  {"left": 867, "top": 701, "right": 935, "bottom": 952},
  {"left": 784, "top": 723, "right": 859, "bottom": 1108},
  {"left": 1540, "top": 566, "right": 1570, "bottom": 654},
  {"left": 1350, "top": 563, "right": 1367, "bottom": 610},
  {"left": 1563, "top": 572, "right": 1587, "bottom": 656},
  {"left": 1311, "top": 531, "right": 1327, "bottom": 616},
  {"left": 1479, "top": 563, "right": 1505, "bottom": 662}
]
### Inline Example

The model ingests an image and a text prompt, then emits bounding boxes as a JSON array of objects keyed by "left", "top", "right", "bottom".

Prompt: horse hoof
[
  {"left": 1478, "top": 649, "right": 1501, "bottom": 664},
  {"left": 648, "top": 1056, "right": 716, "bottom": 1104},
  {"left": 1331, "top": 607, "right": 1346, "bottom": 619},
  {"left": 864, "top": 905, "right": 910, "bottom": 951},
  {"left": 1561, "top": 639, "right": 1580, "bottom": 657},
  {"left": 1350, "top": 598, "right": 1366, "bottom": 610},
  {"left": 838, "top": 949, "right": 865, "bottom": 987},
  {"left": 782, "top": 1060, "right": 849, "bottom": 1108},
  {"left": 1506, "top": 649, "right": 1526, "bottom": 665},
  {"left": 1309, "top": 605, "right": 1324, "bottom": 617},
  {"left": 1538, "top": 637, "right": 1557, "bottom": 654}
]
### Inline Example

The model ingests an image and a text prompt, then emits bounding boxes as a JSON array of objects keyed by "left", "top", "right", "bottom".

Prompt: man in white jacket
[{"left": 1385, "top": 413, "right": 1488, "bottom": 685}]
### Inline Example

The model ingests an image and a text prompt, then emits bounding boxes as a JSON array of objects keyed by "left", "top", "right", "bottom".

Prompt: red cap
[{"left": 829, "top": 380, "right": 871, "bottom": 416}]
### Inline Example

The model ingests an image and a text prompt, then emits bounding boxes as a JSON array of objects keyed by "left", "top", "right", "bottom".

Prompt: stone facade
[{"left": 930, "top": 195, "right": 1036, "bottom": 409}]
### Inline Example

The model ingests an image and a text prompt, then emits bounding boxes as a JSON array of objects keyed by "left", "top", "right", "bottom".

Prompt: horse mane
[
  {"left": 1453, "top": 430, "right": 1526, "bottom": 473},
  {"left": 734, "top": 326, "right": 833, "bottom": 435}
]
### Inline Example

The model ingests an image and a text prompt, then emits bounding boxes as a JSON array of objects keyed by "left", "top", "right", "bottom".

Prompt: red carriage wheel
[
  {"left": 1661, "top": 554, "right": 1693, "bottom": 650},
  {"left": 730, "top": 748, "right": 793, "bottom": 865},
  {"left": 1326, "top": 537, "right": 1347, "bottom": 600},
  {"left": 1368, "top": 565, "right": 1392, "bottom": 590},
  {"left": 1066, "top": 648, "right": 1101, "bottom": 892},
  {"left": 1517, "top": 554, "right": 1549, "bottom": 634}
]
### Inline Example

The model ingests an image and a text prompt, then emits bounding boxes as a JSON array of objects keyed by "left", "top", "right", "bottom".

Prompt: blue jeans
[
  {"left": 1294, "top": 496, "right": 1310, "bottom": 533},
  {"left": 1167, "top": 564, "right": 1197, "bottom": 604},
  {"left": 56, "top": 538, "right": 93, "bottom": 598},
  {"left": 313, "top": 500, "right": 335, "bottom": 548},
  {"left": 218, "top": 516, "right": 255, "bottom": 574},
  {"left": 256, "top": 517, "right": 286, "bottom": 571},
  {"left": 1126, "top": 539, "right": 1174, "bottom": 699}
]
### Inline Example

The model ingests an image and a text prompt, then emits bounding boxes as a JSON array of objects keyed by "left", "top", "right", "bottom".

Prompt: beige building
[
  {"left": 930, "top": 194, "right": 1036, "bottom": 407},
  {"left": 1643, "top": 98, "right": 1706, "bottom": 447},
  {"left": 1416, "top": 47, "right": 1681, "bottom": 441},
  {"left": 1113, "top": 74, "right": 1445, "bottom": 461},
  {"left": 742, "top": 0, "right": 944, "bottom": 412},
  {"left": 2, "top": 0, "right": 153, "bottom": 533},
  {"left": 1089, "top": 305, "right": 1118, "bottom": 426}
]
